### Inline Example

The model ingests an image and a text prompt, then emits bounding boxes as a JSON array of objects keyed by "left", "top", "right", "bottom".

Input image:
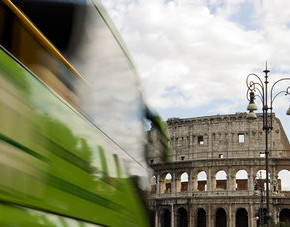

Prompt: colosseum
[{"left": 147, "top": 113, "right": 290, "bottom": 227}]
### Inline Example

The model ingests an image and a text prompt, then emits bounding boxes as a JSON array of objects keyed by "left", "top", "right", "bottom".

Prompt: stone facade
[{"left": 147, "top": 113, "right": 290, "bottom": 227}]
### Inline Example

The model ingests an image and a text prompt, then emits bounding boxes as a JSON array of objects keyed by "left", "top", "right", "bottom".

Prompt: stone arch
[
  {"left": 215, "top": 170, "right": 227, "bottom": 190},
  {"left": 256, "top": 208, "right": 267, "bottom": 227},
  {"left": 161, "top": 172, "right": 172, "bottom": 194},
  {"left": 177, "top": 207, "right": 188, "bottom": 227},
  {"left": 236, "top": 208, "right": 248, "bottom": 227},
  {"left": 235, "top": 169, "right": 248, "bottom": 190},
  {"left": 197, "top": 208, "right": 206, "bottom": 227},
  {"left": 151, "top": 176, "right": 157, "bottom": 194},
  {"left": 177, "top": 171, "right": 189, "bottom": 192},
  {"left": 196, "top": 171, "right": 207, "bottom": 191},
  {"left": 279, "top": 208, "right": 290, "bottom": 224},
  {"left": 215, "top": 208, "right": 227, "bottom": 227},
  {"left": 278, "top": 169, "right": 290, "bottom": 191},
  {"left": 160, "top": 208, "right": 171, "bottom": 227}
]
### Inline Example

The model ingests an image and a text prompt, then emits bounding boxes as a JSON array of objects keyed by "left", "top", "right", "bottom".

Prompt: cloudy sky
[{"left": 100, "top": 0, "right": 290, "bottom": 139}]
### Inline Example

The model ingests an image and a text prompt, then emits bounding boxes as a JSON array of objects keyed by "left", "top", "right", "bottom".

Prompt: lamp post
[
  {"left": 246, "top": 64, "right": 290, "bottom": 227},
  {"left": 258, "top": 170, "right": 264, "bottom": 227}
]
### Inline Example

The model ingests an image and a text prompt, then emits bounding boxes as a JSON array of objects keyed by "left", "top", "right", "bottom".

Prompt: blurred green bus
[{"left": 0, "top": 0, "right": 158, "bottom": 226}]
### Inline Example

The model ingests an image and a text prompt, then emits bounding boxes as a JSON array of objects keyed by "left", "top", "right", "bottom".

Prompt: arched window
[
  {"left": 278, "top": 170, "right": 290, "bottom": 191},
  {"left": 177, "top": 172, "right": 189, "bottom": 192},
  {"left": 197, "top": 171, "right": 207, "bottom": 191},
  {"left": 216, "top": 170, "right": 227, "bottom": 190},
  {"left": 235, "top": 170, "right": 248, "bottom": 190},
  {"left": 180, "top": 172, "right": 189, "bottom": 192},
  {"left": 162, "top": 173, "right": 172, "bottom": 194}
]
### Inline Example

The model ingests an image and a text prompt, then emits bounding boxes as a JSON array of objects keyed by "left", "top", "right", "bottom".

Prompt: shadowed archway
[
  {"left": 280, "top": 208, "right": 290, "bottom": 224},
  {"left": 197, "top": 208, "right": 206, "bottom": 227},
  {"left": 236, "top": 208, "right": 248, "bottom": 227},
  {"left": 177, "top": 207, "right": 188, "bottom": 227},
  {"left": 216, "top": 208, "right": 227, "bottom": 227},
  {"left": 160, "top": 208, "right": 171, "bottom": 227}
]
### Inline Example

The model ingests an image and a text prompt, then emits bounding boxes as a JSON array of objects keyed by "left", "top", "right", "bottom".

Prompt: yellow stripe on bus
[{"left": 3, "top": 0, "right": 87, "bottom": 84}]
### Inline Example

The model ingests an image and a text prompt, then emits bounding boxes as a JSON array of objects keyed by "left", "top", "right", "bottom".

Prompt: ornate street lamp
[{"left": 246, "top": 64, "right": 290, "bottom": 227}]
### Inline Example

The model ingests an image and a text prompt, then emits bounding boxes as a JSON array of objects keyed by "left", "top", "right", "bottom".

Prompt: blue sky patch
[
  {"left": 163, "top": 86, "right": 185, "bottom": 98},
  {"left": 229, "top": 1, "right": 259, "bottom": 31},
  {"left": 207, "top": 0, "right": 224, "bottom": 15}
]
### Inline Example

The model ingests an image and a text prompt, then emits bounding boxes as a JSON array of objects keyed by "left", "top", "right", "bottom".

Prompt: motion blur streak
[{"left": 0, "top": 0, "right": 152, "bottom": 226}]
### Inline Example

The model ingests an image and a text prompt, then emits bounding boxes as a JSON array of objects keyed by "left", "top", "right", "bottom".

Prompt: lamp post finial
[{"left": 264, "top": 61, "right": 270, "bottom": 74}]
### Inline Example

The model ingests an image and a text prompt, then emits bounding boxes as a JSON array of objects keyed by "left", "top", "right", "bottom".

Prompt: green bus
[{"left": 0, "top": 0, "right": 164, "bottom": 226}]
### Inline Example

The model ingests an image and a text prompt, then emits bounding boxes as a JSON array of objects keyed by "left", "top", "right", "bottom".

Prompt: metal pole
[
  {"left": 265, "top": 129, "right": 270, "bottom": 227},
  {"left": 259, "top": 170, "right": 264, "bottom": 227},
  {"left": 263, "top": 66, "right": 270, "bottom": 227}
]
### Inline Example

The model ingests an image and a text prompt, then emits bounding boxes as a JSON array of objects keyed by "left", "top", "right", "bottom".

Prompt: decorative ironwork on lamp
[{"left": 246, "top": 63, "right": 290, "bottom": 227}]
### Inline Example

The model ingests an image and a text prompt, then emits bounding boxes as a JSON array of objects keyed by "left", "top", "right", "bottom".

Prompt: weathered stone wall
[{"left": 148, "top": 113, "right": 290, "bottom": 227}]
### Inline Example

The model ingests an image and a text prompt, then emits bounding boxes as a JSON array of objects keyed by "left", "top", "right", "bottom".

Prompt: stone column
[
  {"left": 272, "top": 166, "right": 278, "bottom": 192},
  {"left": 192, "top": 135, "right": 196, "bottom": 159},
  {"left": 208, "top": 205, "right": 214, "bottom": 227},
  {"left": 249, "top": 203, "right": 256, "bottom": 227},
  {"left": 156, "top": 173, "right": 160, "bottom": 195},
  {"left": 172, "top": 172, "right": 176, "bottom": 195},
  {"left": 248, "top": 167, "right": 254, "bottom": 192},
  {"left": 207, "top": 206, "right": 211, "bottom": 227},
  {"left": 189, "top": 204, "right": 195, "bottom": 227},
  {"left": 272, "top": 174, "right": 278, "bottom": 192},
  {"left": 171, "top": 204, "right": 175, "bottom": 227},
  {"left": 272, "top": 205, "right": 278, "bottom": 225},
  {"left": 227, "top": 171, "right": 235, "bottom": 192},
  {"left": 189, "top": 132, "right": 193, "bottom": 159},
  {"left": 229, "top": 205, "right": 234, "bottom": 227},
  {"left": 189, "top": 169, "right": 194, "bottom": 196},
  {"left": 227, "top": 173, "right": 231, "bottom": 192},
  {"left": 155, "top": 209, "right": 158, "bottom": 227},
  {"left": 207, "top": 167, "right": 213, "bottom": 192},
  {"left": 192, "top": 169, "right": 198, "bottom": 192},
  {"left": 211, "top": 175, "right": 216, "bottom": 192}
]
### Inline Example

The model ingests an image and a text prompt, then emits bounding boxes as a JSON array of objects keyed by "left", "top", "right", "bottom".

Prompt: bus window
[{"left": 0, "top": 1, "right": 79, "bottom": 107}]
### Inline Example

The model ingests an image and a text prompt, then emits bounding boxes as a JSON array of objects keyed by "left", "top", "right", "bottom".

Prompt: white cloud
[
  {"left": 100, "top": 0, "right": 290, "bottom": 138},
  {"left": 101, "top": 0, "right": 264, "bottom": 107}
]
